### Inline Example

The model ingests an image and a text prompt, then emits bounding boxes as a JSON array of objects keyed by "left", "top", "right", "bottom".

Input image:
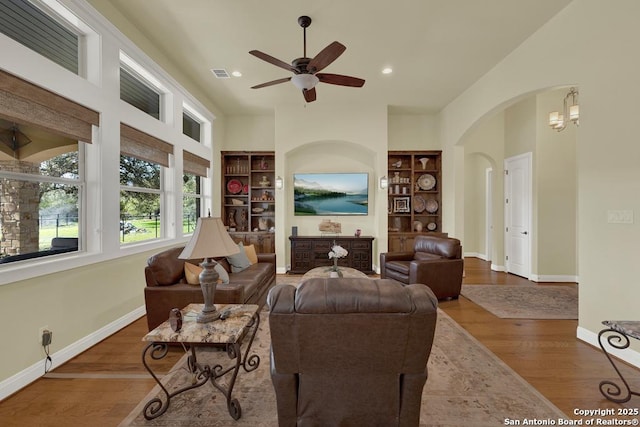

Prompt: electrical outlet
[
  {"left": 607, "top": 210, "right": 634, "bottom": 224},
  {"left": 38, "top": 326, "right": 50, "bottom": 345},
  {"left": 41, "top": 330, "right": 52, "bottom": 347}
]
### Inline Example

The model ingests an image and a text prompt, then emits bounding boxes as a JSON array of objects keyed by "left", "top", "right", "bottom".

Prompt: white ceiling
[{"left": 88, "top": 0, "right": 571, "bottom": 116}]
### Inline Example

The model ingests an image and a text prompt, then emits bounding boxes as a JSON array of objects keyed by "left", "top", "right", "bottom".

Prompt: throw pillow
[
  {"left": 215, "top": 262, "right": 230, "bottom": 284},
  {"left": 226, "top": 242, "right": 252, "bottom": 273},
  {"left": 184, "top": 262, "right": 202, "bottom": 285},
  {"left": 184, "top": 262, "right": 230, "bottom": 285},
  {"left": 244, "top": 244, "right": 258, "bottom": 264}
]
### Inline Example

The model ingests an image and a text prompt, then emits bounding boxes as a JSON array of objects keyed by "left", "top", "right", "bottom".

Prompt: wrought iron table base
[
  {"left": 142, "top": 313, "right": 260, "bottom": 420},
  {"left": 598, "top": 321, "right": 640, "bottom": 403}
]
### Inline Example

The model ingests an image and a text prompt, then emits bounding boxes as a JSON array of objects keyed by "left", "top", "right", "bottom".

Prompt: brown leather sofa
[
  {"left": 144, "top": 246, "right": 275, "bottom": 331},
  {"left": 267, "top": 277, "right": 438, "bottom": 427},
  {"left": 380, "top": 235, "right": 463, "bottom": 300}
]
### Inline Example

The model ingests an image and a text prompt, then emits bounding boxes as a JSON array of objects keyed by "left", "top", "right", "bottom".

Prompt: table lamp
[{"left": 179, "top": 216, "right": 239, "bottom": 323}]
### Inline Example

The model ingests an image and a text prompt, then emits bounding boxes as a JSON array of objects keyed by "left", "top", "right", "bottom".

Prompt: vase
[{"left": 419, "top": 157, "right": 429, "bottom": 170}]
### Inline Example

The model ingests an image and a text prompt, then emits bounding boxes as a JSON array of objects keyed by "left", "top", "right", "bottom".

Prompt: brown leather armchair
[
  {"left": 380, "top": 235, "right": 463, "bottom": 300},
  {"left": 267, "top": 278, "right": 438, "bottom": 427}
]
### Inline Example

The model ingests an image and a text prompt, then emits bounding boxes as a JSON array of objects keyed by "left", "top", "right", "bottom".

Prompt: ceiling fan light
[{"left": 291, "top": 74, "right": 319, "bottom": 90}]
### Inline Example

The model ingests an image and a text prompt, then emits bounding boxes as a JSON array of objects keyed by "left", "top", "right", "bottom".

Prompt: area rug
[
  {"left": 120, "top": 310, "right": 566, "bottom": 426},
  {"left": 461, "top": 284, "right": 578, "bottom": 319}
]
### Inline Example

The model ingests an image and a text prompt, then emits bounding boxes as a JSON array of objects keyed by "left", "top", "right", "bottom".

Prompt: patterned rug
[
  {"left": 120, "top": 308, "right": 566, "bottom": 426},
  {"left": 461, "top": 284, "right": 578, "bottom": 319}
]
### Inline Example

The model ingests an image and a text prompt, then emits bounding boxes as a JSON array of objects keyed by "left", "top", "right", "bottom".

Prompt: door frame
[
  {"left": 504, "top": 152, "right": 532, "bottom": 279},
  {"left": 485, "top": 167, "right": 493, "bottom": 262}
]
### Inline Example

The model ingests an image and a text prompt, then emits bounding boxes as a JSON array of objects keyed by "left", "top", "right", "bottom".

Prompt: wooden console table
[{"left": 289, "top": 235, "right": 375, "bottom": 274}]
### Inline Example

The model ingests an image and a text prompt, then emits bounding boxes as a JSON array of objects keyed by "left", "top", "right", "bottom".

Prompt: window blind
[
  {"left": 0, "top": 70, "right": 98, "bottom": 142},
  {"left": 120, "top": 123, "right": 173, "bottom": 167},
  {"left": 183, "top": 151, "right": 209, "bottom": 177}
]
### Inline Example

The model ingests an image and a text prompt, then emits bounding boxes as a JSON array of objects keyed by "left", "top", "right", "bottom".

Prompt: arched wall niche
[{"left": 280, "top": 139, "right": 380, "bottom": 264}]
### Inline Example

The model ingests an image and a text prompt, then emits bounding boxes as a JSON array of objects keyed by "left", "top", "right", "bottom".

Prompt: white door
[{"left": 504, "top": 153, "right": 531, "bottom": 278}]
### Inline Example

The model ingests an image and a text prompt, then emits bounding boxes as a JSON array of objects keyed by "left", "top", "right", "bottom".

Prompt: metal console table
[
  {"left": 142, "top": 303, "right": 260, "bottom": 420},
  {"left": 598, "top": 320, "right": 640, "bottom": 403}
]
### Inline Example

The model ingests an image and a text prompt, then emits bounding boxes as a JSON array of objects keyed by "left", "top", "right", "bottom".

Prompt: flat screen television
[{"left": 294, "top": 173, "right": 368, "bottom": 216}]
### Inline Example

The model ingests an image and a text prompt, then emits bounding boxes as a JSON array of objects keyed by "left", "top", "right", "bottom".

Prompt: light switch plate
[{"left": 607, "top": 210, "right": 634, "bottom": 224}]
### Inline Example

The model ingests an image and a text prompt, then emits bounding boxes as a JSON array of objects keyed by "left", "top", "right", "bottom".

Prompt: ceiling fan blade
[
  {"left": 303, "top": 87, "right": 317, "bottom": 102},
  {"left": 307, "top": 41, "right": 346, "bottom": 73},
  {"left": 251, "top": 77, "right": 292, "bottom": 89},
  {"left": 249, "top": 50, "right": 297, "bottom": 73},
  {"left": 317, "top": 73, "right": 365, "bottom": 87}
]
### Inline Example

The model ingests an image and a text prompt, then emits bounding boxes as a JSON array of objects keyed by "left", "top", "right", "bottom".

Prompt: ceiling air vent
[{"left": 210, "top": 68, "right": 230, "bottom": 79}]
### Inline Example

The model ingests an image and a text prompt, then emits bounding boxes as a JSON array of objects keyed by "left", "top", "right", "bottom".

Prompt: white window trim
[{"left": 0, "top": 0, "right": 215, "bottom": 285}]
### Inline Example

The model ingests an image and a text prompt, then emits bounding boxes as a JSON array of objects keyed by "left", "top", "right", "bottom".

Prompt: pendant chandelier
[{"left": 549, "top": 87, "right": 579, "bottom": 131}]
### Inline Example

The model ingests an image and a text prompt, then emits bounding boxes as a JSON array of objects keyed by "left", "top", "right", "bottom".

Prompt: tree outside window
[{"left": 119, "top": 155, "right": 162, "bottom": 243}]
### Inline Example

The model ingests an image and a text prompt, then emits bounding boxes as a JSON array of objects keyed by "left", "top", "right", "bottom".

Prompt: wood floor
[{"left": 1, "top": 257, "right": 638, "bottom": 426}]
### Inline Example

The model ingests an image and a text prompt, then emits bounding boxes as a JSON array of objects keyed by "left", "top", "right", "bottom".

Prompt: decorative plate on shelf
[
  {"left": 417, "top": 174, "right": 436, "bottom": 191},
  {"left": 242, "top": 184, "right": 249, "bottom": 194},
  {"left": 413, "top": 196, "right": 426, "bottom": 213},
  {"left": 226, "top": 179, "right": 242, "bottom": 194},
  {"left": 427, "top": 222, "right": 437, "bottom": 231},
  {"left": 426, "top": 199, "right": 439, "bottom": 214}
]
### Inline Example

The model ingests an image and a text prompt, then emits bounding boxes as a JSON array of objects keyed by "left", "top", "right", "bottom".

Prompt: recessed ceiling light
[
  {"left": 231, "top": 71, "right": 242, "bottom": 77},
  {"left": 382, "top": 67, "right": 393, "bottom": 74}
]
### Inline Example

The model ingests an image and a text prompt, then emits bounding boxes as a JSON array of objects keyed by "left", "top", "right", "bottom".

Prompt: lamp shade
[
  {"left": 179, "top": 217, "right": 239, "bottom": 259},
  {"left": 275, "top": 176, "right": 283, "bottom": 189},
  {"left": 569, "top": 104, "right": 579, "bottom": 122},
  {"left": 379, "top": 175, "right": 388, "bottom": 189}
]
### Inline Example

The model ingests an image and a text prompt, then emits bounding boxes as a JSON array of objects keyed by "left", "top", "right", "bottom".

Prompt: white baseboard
[
  {"left": 577, "top": 326, "right": 640, "bottom": 369},
  {"left": 530, "top": 274, "right": 578, "bottom": 283},
  {"left": 276, "top": 267, "right": 288, "bottom": 274},
  {"left": 491, "top": 263, "right": 506, "bottom": 272},
  {"left": 464, "top": 251, "right": 490, "bottom": 261},
  {"left": 0, "top": 306, "right": 146, "bottom": 401}
]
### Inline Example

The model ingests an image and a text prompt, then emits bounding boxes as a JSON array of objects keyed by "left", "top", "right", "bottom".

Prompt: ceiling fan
[{"left": 249, "top": 15, "right": 365, "bottom": 102}]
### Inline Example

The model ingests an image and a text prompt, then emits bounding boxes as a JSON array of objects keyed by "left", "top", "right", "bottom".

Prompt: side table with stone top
[
  {"left": 598, "top": 320, "right": 640, "bottom": 403},
  {"left": 141, "top": 303, "right": 260, "bottom": 420}
]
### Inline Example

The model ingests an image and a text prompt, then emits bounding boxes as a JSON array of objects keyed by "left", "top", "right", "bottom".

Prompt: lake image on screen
[{"left": 294, "top": 173, "right": 368, "bottom": 216}]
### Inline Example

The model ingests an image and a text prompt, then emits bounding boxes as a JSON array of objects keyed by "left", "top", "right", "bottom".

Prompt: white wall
[
  {"left": 439, "top": 0, "right": 640, "bottom": 358},
  {"left": 388, "top": 113, "right": 439, "bottom": 150},
  {"left": 461, "top": 112, "right": 505, "bottom": 265},
  {"left": 535, "top": 91, "right": 577, "bottom": 280}
]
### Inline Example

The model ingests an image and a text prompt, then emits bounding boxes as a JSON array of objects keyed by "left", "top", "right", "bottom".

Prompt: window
[
  {"left": 119, "top": 124, "right": 172, "bottom": 244},
  {"left": 183, "top": 112, "right": 201, "bottom": 142},
  {"left": 0, "top": 123, "right": 82, "bottom": 264},
  {"left": 183, "top": 151, "right": 209, "bottom": 234},
  {"left": 0, "top": 0, "right": 79, "bottom": 74},
  {"left": 119, "top": 155, "right": 161, "bottom": 243},
  {"left": 120, "top": 66, "right": 161, "bottom": 119},
  {"left": 182, "top": 173, "right": 201, "bottom": 234}
]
